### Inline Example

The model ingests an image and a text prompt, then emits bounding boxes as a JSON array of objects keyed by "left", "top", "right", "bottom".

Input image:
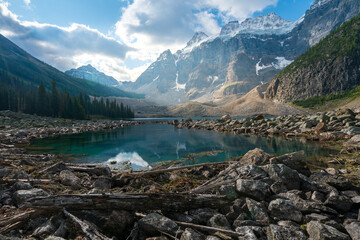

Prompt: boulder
[
  {"left": 13, "top": 188, "right": 49, "bottom": 205},
  {"left": 240, "top": 148, "right": 270, "bottom": 166},
  {"left": 139, "top": 213, "right": 179, "bottom": 236},
  {"left": 268, "top": 199, "right": 303, "bottom": 223},
  {"left": 266, "top": 224, "right": 307, "bottom": 240},
  {"left": 208, "top": 214, "right": 231, "bottom": 230},
  {"left": 314, "top": 122, "right": 327, "bottom": 133},
  {"left": 344, "top": 135, "right": 360, "bottom": 147},
  {"left": 32, "top": 220, "right": 56, "bottom": 238},
  {"left": 269, "top": 151, "right": 311, "bottom": 176},
  {"left": 188, "top": 208, "right": 218, "bottom": 225},
  {"left": 235, "top": 226, "right": 258, "bottom": 240},
  {"left": 246, "top": 198, "right": 269, "bottom": 223},
  {"left": 180, "top": 228, "right": 205, "bottom": 240},
  {"left": 324, "top": 195, "right": 353, "bottom": 213},
  {"left": 261, "top": 164, "right": 301, "bottom": 190},
  {"left": 307, "top": 221, "right": 350, "bottom": 240},
  {"left": 345, "top": 222, "right": 360, "bottom": 240},
  {"left": 59, "top": 170, "right": 81, "bottom": 189},
  {"left": 220, "top": 114, "right": 231, "bottom": 121},
  {"left": 91, "top": 177, "right": 112, "bottom": 190},
  {"left": 236, "top": 179, "right": 270, "bottom": 201}
]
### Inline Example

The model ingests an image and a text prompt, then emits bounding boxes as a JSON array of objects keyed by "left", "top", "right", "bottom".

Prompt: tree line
[{"left": 0, "top": 73, "right": 134, "bottom": 120}]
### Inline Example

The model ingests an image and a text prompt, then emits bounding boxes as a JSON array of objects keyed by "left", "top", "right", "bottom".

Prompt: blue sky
[{"left": 1, "top": 0, "right": 315, "bottom": 82}]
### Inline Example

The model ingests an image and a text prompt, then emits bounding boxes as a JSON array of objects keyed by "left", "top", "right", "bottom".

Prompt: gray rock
[
  {"left": 344, "top": 135, "right": 360, "bottom": 147},
  {"left": 240, "top": 148, "right": 270, "bottom": 166},
  {"left": 307, "top": 221, "right": 350, "bottom": 240},
  {"left": 139, "top": 213, "right": 179, "bottom": 236},
  {"left": 266, "top": 224, "right": 307, "bottom": 240},
  {"left": 13, "top": 188, "right": 49, "bottom": 204},
  {"left": 304, "top": 213, "right": 329, "bottom": 223},
  {"left": 0, "top": 168, "right": 9, "bottom": 178},
  {"left": 32, "top": 220, "right": 56, "bottom": 238},
  {"left": 236, "top": 179, "right": 270, "bottom": 201},
  {"left": 324, "top": 195, "right": 353, "bottom": 213},
  {"left": 91, "top": 177, "right": 112, "bottom": 190},
  {"left": 235, "top": 165, "right": 269, "bottom": 179},
  {"left": 342, "top": 126, "right": 360, "bottom": 135},
  {"left": 45, "top": 237, "right": 66, "bottom": 240},
  {"left": 269, "top": 151, "right": 311, "bottom": 176},
  {"left": 220, "top": 114, "right": 231, "bottom": 121},
  {"left": 205, "top": 237, "right": 221, "bottom": 240},
  {"left": 219, "top": 184, "right": 238, "bottom": 200},
  {"left": 270, "top": 181, "right": 288, "bottom": 194},
  {"left": 246, "top": 198, "right": 269, "bottom": 223},
  {"left": 261, "top": 164, "right": 301, "bottom": 190},
  {"left": 59, "top": 170, "right": 81, "bottom": 189},
  {"left": 235, "top": 226, "right": 258, "bottom": 240},
  {"left": 268, "top": 199, "right": 303, "bottom": 223},
  {"left": 345, "top": 221, "right": 360, "bottom": 240},
  {"left": 180, "top": 228, "right": 205, "bottom": 240},
  {"left": 208, "top": 214, "right": 231, "bottom": 230},
  {"left": 12, "top": 182, "right": 32, "bottom": 190},
  {"left": 189, "top": 208, "right": 218, "bottom": 225}
]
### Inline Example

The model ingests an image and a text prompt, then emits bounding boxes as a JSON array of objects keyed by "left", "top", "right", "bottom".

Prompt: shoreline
[{"left": 0, "top": 110, "right": 359, "bottom": 239}]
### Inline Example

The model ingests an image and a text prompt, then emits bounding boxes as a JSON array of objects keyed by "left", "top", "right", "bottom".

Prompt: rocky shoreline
[{"left": 0, "top": 110, "right": 359, "bottom": 240}]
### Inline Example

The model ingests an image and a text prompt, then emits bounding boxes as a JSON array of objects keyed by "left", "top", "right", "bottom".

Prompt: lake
[{"left": 28, "top": 123, "right": 331, "bottom": 169}]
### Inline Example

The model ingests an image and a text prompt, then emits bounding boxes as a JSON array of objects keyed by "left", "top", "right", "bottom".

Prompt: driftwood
[
  {"left": 0, "top": 179, "right": 51, "bottom": 184},
  {"left": 189, "top": 179, "right": 237, "bottom": 194},
  {"left": 0, "top": 210, "right": 36, "bottom": 227},
  {"left": 63, "top": 209, "right": 112, "bottom": 240},
  {"left": 174, "top": 221, "right": 243, "bottom": 237},
  {"left": 0, "top": 221, "right": 22, "bottom": 234},
  {"left": 25, "top": 193, "right": 231, "bottom": 212},
  {"left": 128, "top": 161, "right": 236, "bottom": 177}
]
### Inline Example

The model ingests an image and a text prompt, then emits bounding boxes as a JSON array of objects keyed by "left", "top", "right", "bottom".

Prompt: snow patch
[
  {"left": 173, "top": 72, "right": 186, "bottom": 91},
  {"left": 153, "top": 75, "right": 159, "bottom": 82},
  {"left": 256, "top": 57, "right": 293, "bottom": 76}
]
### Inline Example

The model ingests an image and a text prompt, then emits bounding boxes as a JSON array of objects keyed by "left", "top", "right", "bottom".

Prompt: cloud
[
  {"left": 0, "top": 1, "right": 133, "bottom": 81},
  {"left": 0, "top": 0, "right": 279, "bottom": 83}
]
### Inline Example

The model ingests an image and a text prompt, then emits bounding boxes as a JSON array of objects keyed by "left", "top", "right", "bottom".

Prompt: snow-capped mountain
[
  {"left": 65, "top": 64, "right": 121, "bottom": 88},
  {"left": 124, "top": 0, "right": 360, "bottom": 105}
]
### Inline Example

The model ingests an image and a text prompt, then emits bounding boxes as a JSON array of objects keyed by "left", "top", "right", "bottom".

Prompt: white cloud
[{"left": 0, "top": 0, "right": 279, "bottom": 83}]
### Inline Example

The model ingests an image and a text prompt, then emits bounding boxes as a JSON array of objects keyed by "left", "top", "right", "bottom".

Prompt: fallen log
[
  {"left": 25, "top": 193, "right": 231, "bottom": 212},
  {"left": 174, "top": 221, "right": 242, "bottom": 237},
  {"left": 189, "top": 179, "right": 237, "bottom": 194},
  {"left": 63, "top": 209, "right": 112, "bottom": 240},
  {"left": 128, "top": 161, "right": 236, "bottom": 177},
  {"left": 0, "top": 210, "right": 44, "bottom": 227},
  {"left": 0, "top": 221, "right": 22, "bottom": 234}
]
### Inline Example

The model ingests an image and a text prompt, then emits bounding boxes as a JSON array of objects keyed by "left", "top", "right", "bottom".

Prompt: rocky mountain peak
[
  {"left": 186, "top": 32, "right": 208, "bottom": 48},
  {"left": 157, "top": 49, "right": 173, "bottom": 62},
  {"left": 310, "top": 0, "right": 332, "bottom": 10},
  {"left": 220, "top": 21, "right": 240, "bottom": 36}
]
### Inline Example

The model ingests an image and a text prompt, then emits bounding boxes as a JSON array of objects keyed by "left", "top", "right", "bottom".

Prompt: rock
[
  {"left": 45, "top": 237, "right": 66, "bottom": 240},
  {"left": 324, "top": 195, "right": 353, "bottom": 213},
  {"left": 261, "top": 164, "right": 301, "bottom": 190},
  {"left": 180, "top": 228, "right": 205, "bottom": 240},
  {"left": 12, "top": 182, "right": 32, "bottom": 190},
  {"left": 235, "top": 165, "right": 269, "bottom": 179},
  {"left": 345, "top": 221, "right": 360, "bottom": 240},
  {"left": 344, "top": 135, "right": 360, "bottom": 147},
  {"left": 304, "top": 213, "right": 329, "bottom": 223},
  {"left": 311, "top": 191, "right": 325, "bottom": 202},
  {"left": 266, "top": 224, "right": 307, "bottom": 240},
  {"left": 342, "top": 126, "right": 360, "bottom": 135},
  {"left": 0, "top": 168, "right": 9, "bottom": 178},
  {"left": 32, "top": 220, "right": 56, "bottom": 238},
  {"left": 139, "top": 213, "right": 179, "bottom": 236},
  {"left": 268, "top": 199, "right": 303, "bottom": 223},
  {"left": 59, "top": 170, "right": 81, "bottom": 189},
  {"left": 189, "top": 208, "right": 218, "bottom": 225},
  {"left": 307, "top": 221, "right": 351, "bottom": 240},
  {"left": 205, "top": 237, "right": 221, "bottom": 240},
  {"left": 246, "top": 198, "right": 269, "bottom": 223},
  {"left": 253, "top": 115, "right": 265, "bottom": 121},
  {"left": 219, "top": 185, "right": 238, "bottom": 200},
  {"left": 269, "top": 151, "right": 310, "bottom": 176},
  {"left": 240, "top": 148, "right": 270, "bottom": 166},
  {"left": 220, "top": 114, "right": 231, "bottom": 121},
  {"left": 13, "top": 188, "right": 49, "bottom": 205},
  {"left": 310, "top": 172, "right": 352, "bottom": 191},
  {"left": 208, "top": 214, "right": 231, "bottom": 230},
  {"left": 314, "top": 122, "right": 327, "bottom": 133},
  {"left": 236, "top": 179, "right": 269, "bottom": 201},
  {"left": 270, "top": 181, "right": 288, "bottom": 194},
  {"left": 235, "top": 226, "right": 258, "bottom": 240},
  {"left": 91, "top": 177, "right": 112, "bottom": 190}
]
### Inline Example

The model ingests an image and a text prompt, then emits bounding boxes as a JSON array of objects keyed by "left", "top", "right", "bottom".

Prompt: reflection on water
[
  {"left": 106, "top": 152, "right": 151, "bottom": 169},
  {"left": 29, "top": 123, "right": 333, "bottom": 169}
]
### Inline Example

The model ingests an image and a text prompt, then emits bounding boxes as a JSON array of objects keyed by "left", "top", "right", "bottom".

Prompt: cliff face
[
  {"left": 124, "top": 0, "right": 360, "bottom": 105},
  {"left": 265, "top": 14, "right": 360, "bottom": 102}
]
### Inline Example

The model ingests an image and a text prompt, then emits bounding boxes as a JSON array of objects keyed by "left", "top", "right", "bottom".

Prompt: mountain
[
  {"left": 65, "top": 64, "right": 121, "bottom": 88},
  {"left": 124, "top": 0, "right": 360, "bottom": 105},
  {"left": 0, "top": 34, "right": 142, "bottom": 98},
  {"left": 265, "top": 13, "right": 360, "bottom": 102}
]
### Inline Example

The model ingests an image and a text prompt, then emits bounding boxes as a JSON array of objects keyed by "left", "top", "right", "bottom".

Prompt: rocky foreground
[{"left": 0, "top": 110, "right": 359, "bottom": 240}]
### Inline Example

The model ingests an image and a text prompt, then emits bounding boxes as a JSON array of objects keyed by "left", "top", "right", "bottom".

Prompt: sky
[{"left": 0, "top": 0, "right": 313, "bottom": 82}]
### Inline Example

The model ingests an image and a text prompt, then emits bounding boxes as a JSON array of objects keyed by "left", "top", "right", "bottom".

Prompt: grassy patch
[{"left": 293, "top": 85, "right": 360, "bottom": 108}]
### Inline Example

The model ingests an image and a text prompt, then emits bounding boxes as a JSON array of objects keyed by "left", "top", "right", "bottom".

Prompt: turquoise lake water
[{"left": 28, "top": 123, "right": 331, "bottom": 169}]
